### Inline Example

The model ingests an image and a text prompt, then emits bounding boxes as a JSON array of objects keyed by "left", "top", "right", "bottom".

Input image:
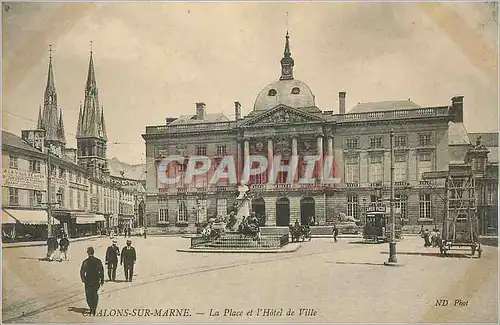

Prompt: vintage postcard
[{"left": 2, "top": 1, "right": 498, "bottom": 324}]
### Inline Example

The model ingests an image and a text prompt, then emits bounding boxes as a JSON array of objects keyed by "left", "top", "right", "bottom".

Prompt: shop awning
[
  {"left": 3, "top": 209, "right": 60, "bottom": 225},
  {"left": 2, "top": 209, "right": 18, "bottom": 224},
  {"left": 75, "top": 214, "right": 106, "bottom": 224}
]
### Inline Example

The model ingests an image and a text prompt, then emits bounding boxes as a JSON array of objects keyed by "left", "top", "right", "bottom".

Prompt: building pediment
[{"left": 240, "top": 105, "right": 324, "bottom": 127}]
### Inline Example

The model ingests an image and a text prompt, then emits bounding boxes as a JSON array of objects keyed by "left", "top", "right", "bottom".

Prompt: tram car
[{"left": 363, "top": 206, "right": 402, "bottom": 243}]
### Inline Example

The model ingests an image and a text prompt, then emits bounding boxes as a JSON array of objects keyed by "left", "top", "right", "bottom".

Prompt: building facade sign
[
  {"left": 366, "top": 205, "right": 387, "bottom": 213},
  {"left": 2, "top": 168, "right": 45, "bottom": 191}
]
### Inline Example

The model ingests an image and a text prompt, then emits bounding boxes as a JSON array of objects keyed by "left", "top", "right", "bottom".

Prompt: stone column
[
  {"left": 236, "top": 140, "right": 242, "bottom": 183},
  {"left": 243, "top": 139, "right": 250, "bottom": 182},
  {"left": 326, "top": 136, "right": 334, "bottom": 181},
  {"left": 292, "top": 137, "right": 298, "bottom": 183},
  {"left": 267, "top": 138, "right": 274, "bottom": 183},
  {"left": 327, "top": 136, "right": 333, "bottom": 158},
  {"left": 317, "top": 135, "right": 324, "bottom": 182}
]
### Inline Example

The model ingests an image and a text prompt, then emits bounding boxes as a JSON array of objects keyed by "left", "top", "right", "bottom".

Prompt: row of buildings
[
  {"left": 142, "top": 32, "right": 498, "bottom": 235},
  {"left": 2, "top": 50, "right": 145, "bottom": 241}
]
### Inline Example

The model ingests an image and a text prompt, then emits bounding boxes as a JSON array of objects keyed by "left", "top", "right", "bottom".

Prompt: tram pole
[{"left": 385, "top": 129, "right": 398, "bottom": 266}]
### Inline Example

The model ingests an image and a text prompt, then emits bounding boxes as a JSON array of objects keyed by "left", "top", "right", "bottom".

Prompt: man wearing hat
[
  {"left": 80, "top": 247, "right": 104, "bottom": 316},
  {"left": 120, "top": 239, "right": 137, "bottom": 282},
  {"left": 105, "top": 240, "right": 120, "bottom": 281}
]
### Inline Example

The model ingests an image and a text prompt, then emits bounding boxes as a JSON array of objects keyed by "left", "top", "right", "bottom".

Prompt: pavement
[
  {"left": 2, "top": 235, "right": 102, "bottom": 249},
  {"left": 2, "top": 235, "right": 498, "bottom": 323}
]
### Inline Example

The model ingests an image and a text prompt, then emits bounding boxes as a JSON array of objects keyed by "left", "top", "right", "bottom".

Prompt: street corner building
[
  {"left": 2, "top": 49, "right": 146, "bottom": 242},
  {"left": 142, "top": 32, "right": 498, "bottom": 237}
]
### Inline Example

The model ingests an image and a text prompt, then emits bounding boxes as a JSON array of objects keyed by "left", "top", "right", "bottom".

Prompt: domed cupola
[{"left": 253, "top": 32, "right": 316, "bottom": 111}]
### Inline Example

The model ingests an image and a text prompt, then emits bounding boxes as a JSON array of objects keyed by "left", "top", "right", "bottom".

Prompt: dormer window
[
  {"left": 268, "top": 89, "right": 277, "bottom": 96},
  {"left": 291, "top": 87, "right": 300, "bottom": 94}
]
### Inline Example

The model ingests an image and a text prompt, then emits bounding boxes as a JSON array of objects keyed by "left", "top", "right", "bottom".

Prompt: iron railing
[{"left": 190, "top": 234, "right": 289, "bottom": 250}]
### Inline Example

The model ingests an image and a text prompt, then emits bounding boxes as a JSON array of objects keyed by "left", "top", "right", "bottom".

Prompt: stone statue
[
  {"left": 235, "top": 182, "right": 251, "bottom": 218},
  {"left": 337, "top": 212, "right": 356, "bottom": 223},
  {"left": 476, "top": 136, "right": 482, "bottom": 147}
]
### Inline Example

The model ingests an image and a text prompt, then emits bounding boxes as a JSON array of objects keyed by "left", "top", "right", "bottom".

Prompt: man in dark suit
[
  {"left": 120, "top": 239, "right": 136, "bottom": 282},
  {"left": 80, "top": 247, "right": 104, "bottom": 316},
  {"left": 105, "top": 240, "right": 120, "bottom": 281}
]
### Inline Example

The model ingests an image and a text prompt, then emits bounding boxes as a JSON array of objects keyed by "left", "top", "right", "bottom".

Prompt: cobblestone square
[{"left": 2, "top": 236, "right": 498, "bottom": 323}]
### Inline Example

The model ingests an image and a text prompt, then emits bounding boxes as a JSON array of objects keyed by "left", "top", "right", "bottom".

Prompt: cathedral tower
[
  {"left": 76, "top": 48, "right": 109, "bottom": 176},
  {"left": 38, "top": 46, "right": 66, "bottom": 155}
]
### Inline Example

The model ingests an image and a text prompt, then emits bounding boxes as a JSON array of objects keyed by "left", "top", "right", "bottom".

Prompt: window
[
  {"left": 158, "top": 208, "right": 168, "bottom": 223},
  {"left": 77, "top": 173, "right": 82, "bottom": 183},
  {"left": 369, "top": 155, "right": 383, "bottom": 183},
  {"left": 9, "top": 188, "right": 19, "bottom": 205},
  {"left": 69, "top": 189, "right": 74, "bottom": 209},
  {"left": 84, "top": 192, "right": 88, "bottom": 209},
  {"left": 268, "top": 89, "right": 277, "bottom": 96},
  {"left": 50, "top": 166, "right": 57, "bottom": 177},
  {"left": 369, "top": 137, "right": 383, "bottom": 148},
  {"left": 77, "top": 191, "right": 82, "bottom": 209},
  {"left": 249, "top": 160, "right": 267, "bottom": 184},
  {"left": 196, "top": 145, "right": 207, "bottom": 156},
  {"left": 419, "top": 134, "right": 432, "bottom": 146},
  {"left": 50, "top": 185, "right": 56, "bottom": 203},
  {"left": 177, "top": 201, "right": 188, "bottom": 222},
  {"left": 9, "top": 156, "right": 18, "bottom": 169},
  {"left": 419, "top": 194, "right": 431, "bottom": 219},
  {"left": 29, "top": 160, "right": 41, "bottom": 173},
  {"left": 59, "top": 189, "right": 65, "bottom": 207},
  {"left": 197, "top": 199, "right": 208, "bottom": 223},
  {"left": 344, "top": 156, "right": 359, "bottom": 183},
  {"left": 216, "top": 198, "right": 227, "bottom": 217},
  {"left": 291, "top": 87, "right": 300, "bottom": 94},
  {"left": 395, "top": 154, "right": 407, "bottom": 182},
  {"left": 277, "top": 159, "right": 289, "bottom": 184},
  {"left": 346, "top": 138, "right": 359, "bottom": 149},
  {"left": 347, "top": 195, "right": 359, "bottom": 219},
  {"left": 395, "top": 194, "right": 408, "bottom": 219},
  {"left": 394, "top": 136, "right": 407, "bottom": 147},
  {"left": 418, "top": 152, "right": 432, "bottom": 181},
  {"left": 216, "top": 145, "right": 227, "bottom": 156},
  {"left": 487, "top": 183, "right": 497, "bottom": 205},
  {"left": 29, "top": 190, "right": 39, "bottom": 206}
]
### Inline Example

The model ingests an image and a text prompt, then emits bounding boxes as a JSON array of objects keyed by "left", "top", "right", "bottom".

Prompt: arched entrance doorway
[
  {"left": 276, "top": 197, "right": 290, "bottom": 226},
  {"left": 252, "top": 197, "right": 266, "bottom": 226},
  {"left": 300, "top": 197, "right": 316, "bottom": 225}
]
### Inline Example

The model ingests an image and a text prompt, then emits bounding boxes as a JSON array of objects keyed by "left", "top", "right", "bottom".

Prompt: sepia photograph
[{"left": 1, "top": 1, "right": 499, "bottom": 323}]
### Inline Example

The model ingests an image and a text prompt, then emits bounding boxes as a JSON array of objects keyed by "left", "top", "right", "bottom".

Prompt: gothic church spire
[
  {"left": 41, "top": 45, "right": 65, "bottom": 144},
  {"left": 77, "top": 46, "right": 107, "bottom": 140}
]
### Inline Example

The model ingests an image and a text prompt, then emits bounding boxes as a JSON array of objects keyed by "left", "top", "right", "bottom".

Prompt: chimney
[
  {"left": 234, "top": 101, "right": 242, "bottom": 120},
  {"left": 451, "top": 95, "right": 464, "bottom": 123},
  {"left": 196, "top": 102, "right": 206, "bottom": 120},
  {"left": 339, "top": 92, "right": 346, "bottom": 114}
]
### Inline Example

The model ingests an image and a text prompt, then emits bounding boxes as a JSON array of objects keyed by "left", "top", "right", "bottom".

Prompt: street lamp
[{"left": 385, "top": 129, "right": 398, "bottom": 266}]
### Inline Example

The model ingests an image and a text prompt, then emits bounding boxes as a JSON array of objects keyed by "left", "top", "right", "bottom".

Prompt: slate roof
[
  {"left": 107, "top": 157, "right": 146, "bottom": 181},
  {"left": 468, "top": 132, "right": 499, "bottom": 147},
  {"left": 348, "top": 100, "right": 421, "bottom": 114},
  {"left": 448, "top": 122, "right": 471, "bottom": 145},
  {"left": 2, "top": 130, "right": 43, "bottom": 155},
  {"left": 168, "top": 113, "right": 230, "bottom": 125}
]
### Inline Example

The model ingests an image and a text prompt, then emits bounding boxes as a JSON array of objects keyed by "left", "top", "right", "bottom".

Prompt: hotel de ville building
[{"left": 142, "top": 33, "right": 498, "bottom": 235}]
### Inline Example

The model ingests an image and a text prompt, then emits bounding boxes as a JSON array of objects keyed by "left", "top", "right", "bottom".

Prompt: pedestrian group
[
  {"left": 80, "top": 239, "right": 137, "bottom": 315},
  {"left": 46, "top": 233, "right": 70, "bottom": 262}
]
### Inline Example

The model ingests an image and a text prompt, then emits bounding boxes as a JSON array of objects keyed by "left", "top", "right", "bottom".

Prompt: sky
[{"left": 2, "top": 2, "right": 498, "bottom": 165}]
